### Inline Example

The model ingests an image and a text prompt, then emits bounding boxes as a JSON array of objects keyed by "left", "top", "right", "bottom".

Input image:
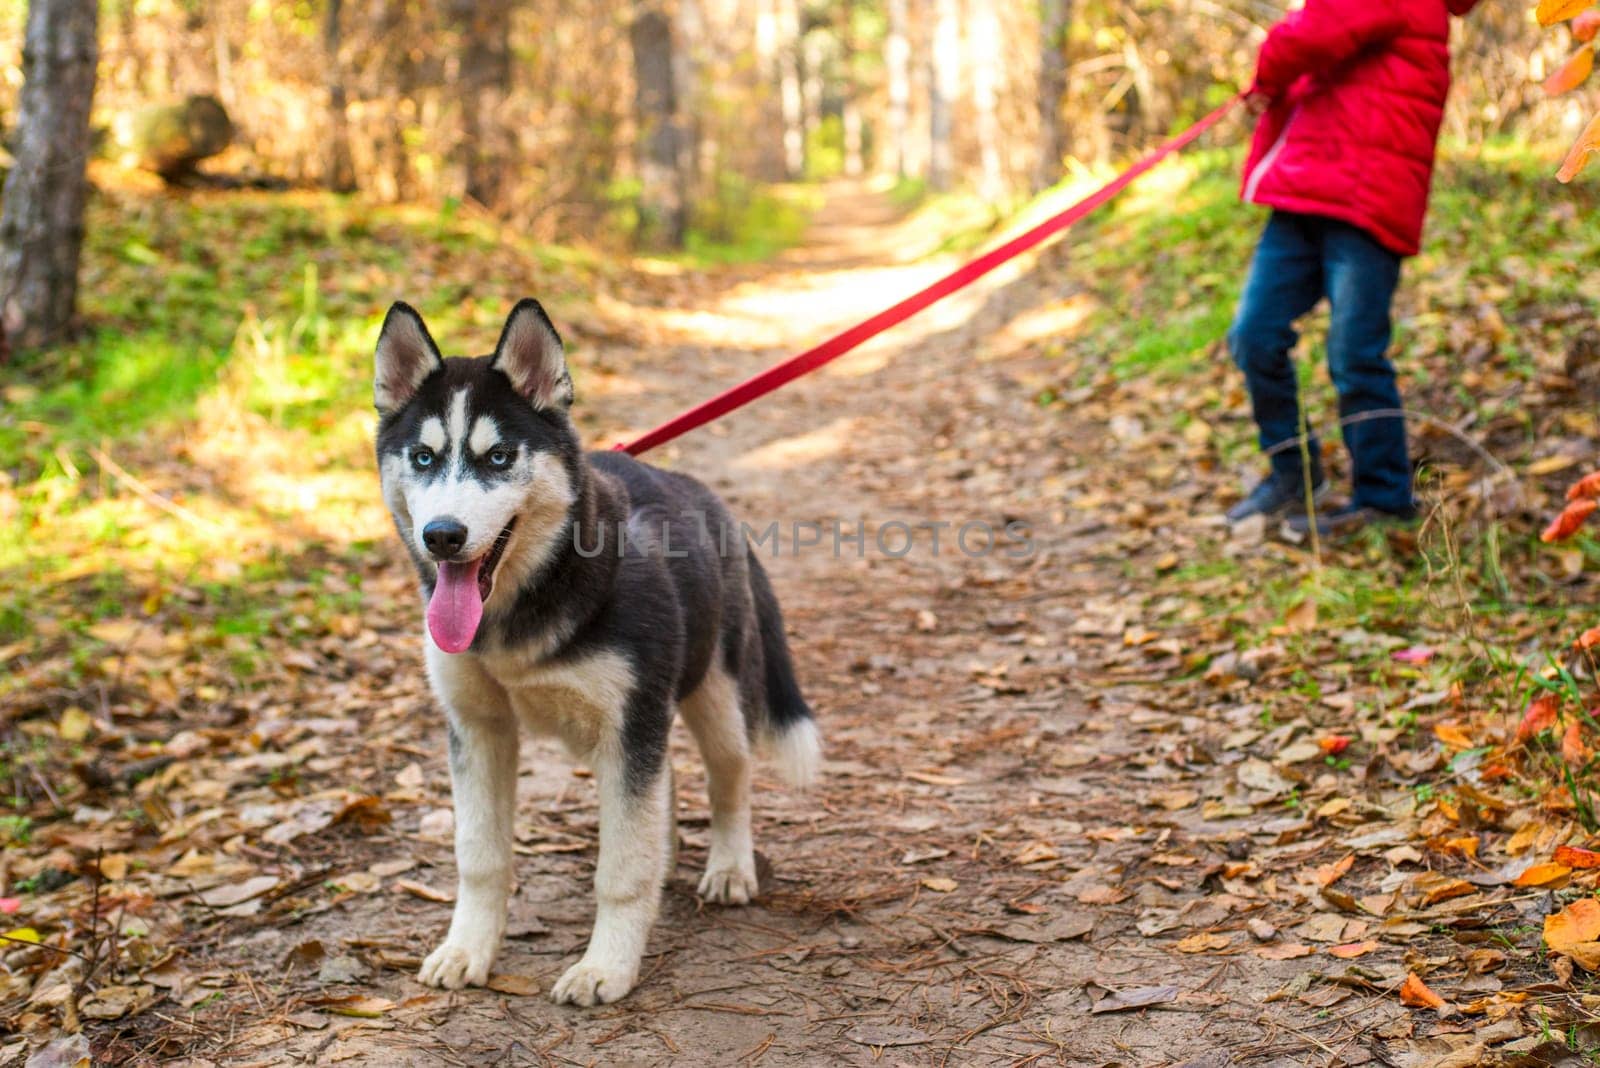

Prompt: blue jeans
[{"left": 1228, "top": 211, "right": 1413, "bottom": 514}]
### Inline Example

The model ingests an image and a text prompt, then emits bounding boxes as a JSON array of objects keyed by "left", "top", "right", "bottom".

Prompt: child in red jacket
[{"left": 1226, "top": 0, "right": 1480, "bottom": 536}]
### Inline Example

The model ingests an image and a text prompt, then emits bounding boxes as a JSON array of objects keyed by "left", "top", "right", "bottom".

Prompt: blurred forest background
[{"left": 0, "top": 0, "right": 1590, "bottom": 263}]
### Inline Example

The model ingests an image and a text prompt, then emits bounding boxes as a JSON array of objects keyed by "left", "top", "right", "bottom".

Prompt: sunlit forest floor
[{"left": 4, "top": 143, "right": 1600, "bottom": 1065}]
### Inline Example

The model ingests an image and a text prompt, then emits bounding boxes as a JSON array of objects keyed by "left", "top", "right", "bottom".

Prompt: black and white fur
[{"left": 374, "top": 300, "right": 821, "bottom": 1006}]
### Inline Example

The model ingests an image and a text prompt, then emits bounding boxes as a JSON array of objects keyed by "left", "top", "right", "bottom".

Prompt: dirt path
[{"left": 140, "top": 184, "right": 1414, "bottom": 1067}]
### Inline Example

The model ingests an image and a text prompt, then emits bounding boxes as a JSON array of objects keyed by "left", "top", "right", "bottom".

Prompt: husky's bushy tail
[{"left": 747, "top": 548, "right": 821, "bottom": 787}]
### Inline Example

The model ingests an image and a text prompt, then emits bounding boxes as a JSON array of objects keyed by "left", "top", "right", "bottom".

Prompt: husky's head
[{"left": 374, "top": 299, "right": 582, "bottom": 654}]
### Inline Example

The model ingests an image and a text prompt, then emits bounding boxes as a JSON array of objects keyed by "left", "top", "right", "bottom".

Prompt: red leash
[{"left": 616, "top": 93, "right": 1246, "bottom": 457}]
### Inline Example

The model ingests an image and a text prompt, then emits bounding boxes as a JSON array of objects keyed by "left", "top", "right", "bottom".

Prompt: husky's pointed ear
[
  {"left": 491, "top": 299, "right": 573, "bottom": 410},
  {"left": 374, "top": 302, "right": 444, "bottom": 414}
]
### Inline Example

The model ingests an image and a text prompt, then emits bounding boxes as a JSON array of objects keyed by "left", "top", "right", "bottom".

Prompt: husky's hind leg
[{"left": 680, "top": 667, "right": 758, "bottom": 905}]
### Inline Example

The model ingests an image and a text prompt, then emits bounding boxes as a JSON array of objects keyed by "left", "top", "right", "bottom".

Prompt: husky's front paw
[
  {"left": 698, "top": 861, "right": 758, "bottom": 905},
  {"left": 418, "top": 942, "right": 495, "bottom": 990},
  {"left": 551, "top": 957, "right": 638, "bottom": 1006}
]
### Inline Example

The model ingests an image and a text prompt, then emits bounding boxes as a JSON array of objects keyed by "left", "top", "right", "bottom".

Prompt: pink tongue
[{"left": 427, "top": 558, "right": 484, "bottom": 653}]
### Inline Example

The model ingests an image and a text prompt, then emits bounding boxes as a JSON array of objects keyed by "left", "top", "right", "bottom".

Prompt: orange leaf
[
  {"left": 1544, "top": 498, "right": 1599, "bottom": 541},
  {"left": 1518, "top": 694, "right": 1562, "bottom": 742},
  {"left": 1546, "top": 897, "right": 1600, "bottom": 954},
  {"left": 1568, "top": 472, "right": 1600, "bottom": 501},
  {"left": 1578, "top": 10, "right": 1600, "bottom": 41},
  {"left": 1555, "top": 845, "right": 1600, "bottom": 869},
  {"left": 1514, "top": 862, "right": 1572, "bottom": 887},
  {"left": 1316, "top": 853, "right": 1355, "bottom": 887},
  {"left": 1577, "top": 626, "right": 1600, "bottom": 651},
  {"left": 1563, "top": 721, "right": 1590, "bottom": 766},
  {"left": 1545, "top": 46, "right": 1595, "bottom": 96},
  {"left": 1328, "top": 940, "right": 1378, "bottom": 959},
  {"left": 1558, "top": 113, "right": 1600, "bottom": 183},
  {"left": 1541, "top": 0, "right": 1597, "bottom": 26},
  {"left": 1399, "top": 971, "right": 1446, "bottom": 1010},
  {"left": 1319, "top": 735, "right": 1351, "bottom": 755},
  {"left": 1433, "top": 723, "right": 1475, "bottom": 749}
]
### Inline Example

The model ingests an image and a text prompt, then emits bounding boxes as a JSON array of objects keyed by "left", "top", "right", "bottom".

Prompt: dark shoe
[
  {"left": 1226, "top": 474, "right": 1329, "bottom": 524},
  {"left": 1281, "top": 502, "right": 1418, "bottom": 540}
]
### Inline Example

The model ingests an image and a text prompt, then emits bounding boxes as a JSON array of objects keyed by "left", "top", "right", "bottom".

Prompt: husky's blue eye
[
  {"left": 412, "top": 447, "right": 435, "bottom": 469},
  {"left": 488, "top": 448, "right": 511, "bottom": 467}
]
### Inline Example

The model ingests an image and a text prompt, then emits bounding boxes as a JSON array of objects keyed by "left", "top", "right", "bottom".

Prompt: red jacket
[{"left": 1242, "top": 0, "right": 1480, "bottom": 256}]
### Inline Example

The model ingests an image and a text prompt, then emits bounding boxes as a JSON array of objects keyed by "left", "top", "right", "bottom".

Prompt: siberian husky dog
[{"left": 373, "top": 299, "right": 821, "bottom": 1006}]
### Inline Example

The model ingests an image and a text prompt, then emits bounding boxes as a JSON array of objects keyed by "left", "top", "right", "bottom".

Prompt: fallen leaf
[
  {"left": 485, "top": 973, "right": 541, "bottom": 996},
  {"left": 1569, "top": 471, "right": 1600, "bottom": 501},
  {"left": 1555, "top": 845, "right": 1600, "bottom": 869},
  {"left": 321, "top": 995, "right": 394, "bottom": 1018},
  {"left": 1284, "top": 597, "right": 1317, "bottom": 633},
  {"left": 0, "top": 898, "right": 19, "bottom": 915},
  {"left": 4, "top": 927, "right": 43, "bottom": 944},
  {"left": 1257, "top": 942, "right": 1315, "bottom": 960},
  {"left": 1315, "top": 854, "right": 1355, "bottom": 887},
  {"left": 1399, "top": 971, "right": 1446, "bottom": 1010},
  {"left": 1544, "top": 45, "right": 1595, "bottom": 96},
  {"left": 198, "top": 875, "right": 278, "bottom": 909},
  {"left": 1328, "top": 940, "right": 1379, "bottom": 959},
  {"left": 78, "top": 983, "right": 156, "bottom": 1020},
  {"left": 57, "top": 706, "right": 92, "bottom": 743},
  {"left": 1013, "top": 841, "right": 1059, "bottom": 865},
  {"left": 394, "top": 879, "right": 454, "bottom": 903},
  {"left": 1577, "top": 9, "right": 1600, "bottom": 41},
  {"left": 920, "top": 877, "right": 958, "bottom": 893},
  {"left": 1433, "top": 723, "right": 1474, "bottom": 749},
  {"left": 1391, "top": 646, "right": 1435, "bottom": 665},
  {"left": 1514, "top": 863, "right": 1572, "bottom": 888},
  {"left": 1543, "top": 498, "right": 1598, "bottom": 540},
  {"left": 1076, "top": 884, "right": 1129, "bottom": 905},
  {"left": 1565, "top": 722, "right": 1592, "bottom": 766},
  {"left": 1176, "top": 932, "right": 1230, "bottom": 953},
  {"left": 1545, "top": 897, "right": 1600, "bottom": 956},
  {"left": 1540, "top": 0, "right": 1595, "bottom": 27},
  {"left": 1517, "top": 694, "right": 1562, "bottom": 742},
  {"left": 1318, "top": 735, "right": 1352, "bottom": 755},
  {"left": 1576, "top": 626, "right": 1600, "bottom": 651},
  {"left": 1087, "top": 984, "right": 1178, "bottom": 1014}
]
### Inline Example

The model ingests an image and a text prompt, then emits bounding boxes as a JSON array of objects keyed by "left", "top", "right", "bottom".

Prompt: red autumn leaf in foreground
[
  {"left": 0, "top": 898, "right": 18, "bottom": 915},
  {"left": 1517, "top": 693, "right": 1562, "bottom": 742},
  {"left": 1555, "top": 845, "right": 1600, "bottom": 869},
  {"left": 1541, "top": 0, "right": 1597, "bottom": 27},
  {"left": 1578, "top": 10, "right": 1600, "bottom": 42},
  {"left": 1399, "top": 971, "right": 1446, "bottom": 1010},
  {"left": 1545, "top": 46, "right": 1596, "bottom": 96},
  {"left": 1569, "top": 472, "right": 1600, "bottom": 501},
  {"left": 1558, "top": 112, "right": 1600, "bottom": 182},
  {"left": 1391, "top": 645, "right": 1435, "bottom": 664},
  {"left": 1543, "top": 498, "right": 1598, "bottom": 542},
  {"left": 1319, "top": 735, "right": 1352, "bottom": 755}
]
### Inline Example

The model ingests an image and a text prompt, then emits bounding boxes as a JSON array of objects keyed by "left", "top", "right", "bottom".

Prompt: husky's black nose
[{"left": 422, "top": 519, "right": 468, "bottom": 560}]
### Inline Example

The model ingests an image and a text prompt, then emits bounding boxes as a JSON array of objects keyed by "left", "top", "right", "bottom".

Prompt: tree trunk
[
  {"left": 323, "top": 0, "right": 356, "bottom": 192},
  {"left": 0, "top": 0, "right": 100, "bottom": 356},
  {"left": 629, "top": 6, "right": 687, "bottom": 249},
  {"left": 1034, "top": 0, "right": 1070, "bottom": 192},
  {"left": 971, "top": 2, "right": 1003, "bottom": 202},
  {"left": 927, "top": 0, "right": 957, "bottom": 192},
  {"left": 885, "top": 0, "right": 910, "bottom": 178},
  {"left": 447, "top": 0, "right": 513, "bottom": 211},
  {"left": 776, "top": 0, "right": 805, "bottom": 179}
]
